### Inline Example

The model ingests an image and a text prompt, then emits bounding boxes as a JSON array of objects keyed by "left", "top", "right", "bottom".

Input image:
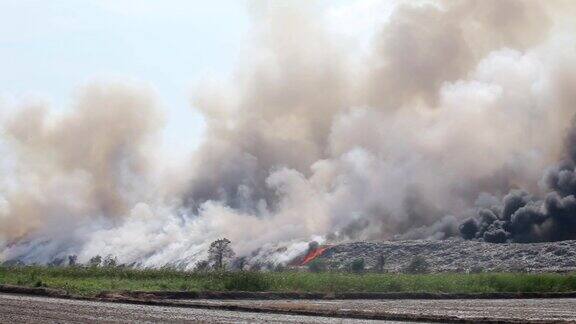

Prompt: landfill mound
[{"left": 316, "top": 239, "right": 576, "bottom": 273}]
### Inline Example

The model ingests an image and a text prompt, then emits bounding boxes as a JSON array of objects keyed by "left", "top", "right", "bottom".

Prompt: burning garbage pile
[
  {"left": 289, "top": 242, "right": 332, "bottom": 267},
  {"left": 293, "top": 239, "right": 576, "bottom": 273}
]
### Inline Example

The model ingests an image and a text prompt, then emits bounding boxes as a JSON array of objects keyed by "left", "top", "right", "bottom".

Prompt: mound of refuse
[{"left": 312, "top": 239, "right": 576, "bottom": 273}]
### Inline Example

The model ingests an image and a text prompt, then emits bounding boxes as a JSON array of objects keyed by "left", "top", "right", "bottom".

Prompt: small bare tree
[{"left": 208, "top": 238, "right": 235, "bottom": 271}]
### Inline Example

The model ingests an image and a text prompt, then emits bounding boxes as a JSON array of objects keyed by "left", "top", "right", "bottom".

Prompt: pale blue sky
[
  {"left": 0, "top": 0, "right": 251, "bottom": 155},
  {"left": 0, "top": 0, "right": 393, "bottom": 156}
]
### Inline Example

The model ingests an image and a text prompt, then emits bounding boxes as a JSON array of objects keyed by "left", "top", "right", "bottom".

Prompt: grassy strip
[{"left": 1, "top": 266, "right": 576, "bottom": 297}]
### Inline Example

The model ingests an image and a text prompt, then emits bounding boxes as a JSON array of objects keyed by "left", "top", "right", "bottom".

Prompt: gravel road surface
[
  {"left": 0, "top": 293, "right": 404, "bottom": 323},
  {"left": 188, "top": 298, "right": 576, "bottom": 322},
  {"left": 2, "top": 292, "right": 576, "bottom": 323}
]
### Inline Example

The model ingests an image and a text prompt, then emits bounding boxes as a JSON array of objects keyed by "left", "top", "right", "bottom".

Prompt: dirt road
[
  {"left": 2, "top": 292, "right": 576, "bottom": 323},
  {"left": 188, "top": 298, "right": 576, "bottom": 322},
  {"left": 0, "top": 293, "right": 402, "bottom": 323}
]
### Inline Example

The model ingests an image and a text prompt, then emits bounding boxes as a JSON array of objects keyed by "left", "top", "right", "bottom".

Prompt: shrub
[
  {"left": 403, "top": 255, "right": 430, "bottom": 274},
  {"left": 350, "top": 258, "right": 365, "bottom": 274}
]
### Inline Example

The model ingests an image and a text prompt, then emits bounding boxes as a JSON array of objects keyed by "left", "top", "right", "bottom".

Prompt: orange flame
[{"left": 300, "top": 246, "right": 330, "bottom": 265}]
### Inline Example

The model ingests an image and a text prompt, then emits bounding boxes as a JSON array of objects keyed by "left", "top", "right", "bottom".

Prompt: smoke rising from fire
[
  {"left": 2, "top": 1, "right": 576, "bottom": 266},
  {"left": 460, "top": 119, "right": 576, "bottom": 243}
]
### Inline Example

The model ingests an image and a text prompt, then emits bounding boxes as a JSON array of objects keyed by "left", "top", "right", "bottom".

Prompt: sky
[
  {"left": 0, "top": 0, "right": 394, "bottom": 157},
  {"left": 0, "top": 0, "right": 253, "bottom": 156}
]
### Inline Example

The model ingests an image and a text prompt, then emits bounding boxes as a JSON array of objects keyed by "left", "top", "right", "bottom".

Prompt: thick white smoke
[{"left": 1, "top": 0, "right": 576, "bottom": 267}]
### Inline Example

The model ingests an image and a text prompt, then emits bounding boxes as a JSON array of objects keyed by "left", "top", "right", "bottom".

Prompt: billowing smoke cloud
[
  {"left": 2, "top": 0, "right": 576, "bottom": 267},
  {"left": 460, "top": 120, "right": 576, "bottom": 243},
  {"left": 0, "top": 83, "right": 165, "bottom": 263}
]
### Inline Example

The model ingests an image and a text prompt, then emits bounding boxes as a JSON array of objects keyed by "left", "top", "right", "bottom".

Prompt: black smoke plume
[{"left": 460, "top": 120, "right": 576, "bottom": 243}]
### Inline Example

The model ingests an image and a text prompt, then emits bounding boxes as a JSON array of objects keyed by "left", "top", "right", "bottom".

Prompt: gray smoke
[
  {"left": 460, "top": 120, "right": 576, "bottom": 243},
  {"left": 2, "top": 0, "right": 576, "bottom": 267}
]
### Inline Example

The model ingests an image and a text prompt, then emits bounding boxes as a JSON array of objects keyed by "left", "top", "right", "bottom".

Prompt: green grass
[{"left": 1, "top": 266, "right": 576, "bottom": 297}]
